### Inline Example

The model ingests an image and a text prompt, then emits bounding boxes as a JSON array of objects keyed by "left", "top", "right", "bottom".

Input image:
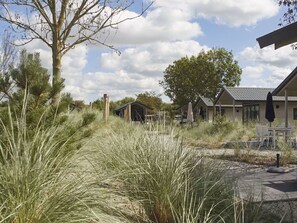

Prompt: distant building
[
  {"left": 215, "top": 87, "right": 297, "bottom": 124},
  {"left": 113, "top": 101, "right": 152, "bottom": 123},
  {"left": 196, "top": 95, "right": 242, "bottom": 122}
]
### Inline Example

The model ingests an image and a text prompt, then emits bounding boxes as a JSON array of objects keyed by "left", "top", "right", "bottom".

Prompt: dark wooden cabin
[{"left": 114, "top": 101, "right": 152, "bottom": 123}]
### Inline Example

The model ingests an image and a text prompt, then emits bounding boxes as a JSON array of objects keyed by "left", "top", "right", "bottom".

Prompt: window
[
  {"left": 243, "top": 104, "right": 259, "bottom": 123},
  {"left": 216, "top": 107, "right": 225, "bottom": 116},
  {"left": 294, "top": 108, "right": 297, "bottom": 120}
]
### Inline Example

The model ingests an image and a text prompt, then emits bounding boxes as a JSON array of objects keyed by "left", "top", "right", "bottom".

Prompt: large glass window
[
  {"left": 216, "top": 107, "right": 225, "bottom": 116},
  {"left": 243, "top": 104, "right": 259, "bottom": 123},
  {"left": 294, "top": 108, "right": 297, "bottom": 120}
]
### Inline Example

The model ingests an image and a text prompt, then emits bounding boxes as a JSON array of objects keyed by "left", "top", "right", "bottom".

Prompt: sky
[{"left": 2, "top": 0, "right": 297, "bottom": 103}]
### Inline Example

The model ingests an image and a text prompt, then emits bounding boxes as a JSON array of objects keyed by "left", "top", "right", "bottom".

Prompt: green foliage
[
  {"left": 94, "top": 129, "right": 240, "bottom": 222},
  {"left": 0, "top": 105, "right": 113, "bottom": 222},
  {"left": 92, "top": 98, "right": 104, "bottom": 110},
  {"left": 9, "top": 50, "right": 52, "bottom": 105},
  {"left": 0, "top": 102, "right": 291, "bottom": 222},
  {"left": 81, "top": 112, "right": 96, "bottom": 127},
  {"left": 0, "top": 50, "right": 74, "bottom": 128},
  {"left": 161, "top": 56, "right": 204, "bottom": 106},
  {"left": 279, "top": 1, "right": 297, "bottom": 25},
  {"left": 56, "top": 92, "right": 74, "bottom": 113},
  {"left": 136, "top": 91, "right": 163, "bottom": 112},
  {"left": 160, "top": 48, "right": 242, "bottom": 107},
  {"left": 162, "top": 102, "right": 177, "bottom": 119},
  {"left": 207, "top": 115, "right": 233, "bottom": 135},
  {"left": 277, "top": 139, "right": 296, "bottom": 165},
  {"left": 179, "top": 120, "right": 255, "bottom": 148},
  {"left": 202, "top": 48, "right": 242, "bottom": 100}
]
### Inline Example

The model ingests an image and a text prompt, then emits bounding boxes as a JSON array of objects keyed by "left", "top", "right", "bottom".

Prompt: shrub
[
  {"left": 93, "top": 129, "right": 243, "bottom": 222},
  {"left": 0, "top": 105, "right": 117, "bottom": 222},
  {"left": 82, "top": 112, "right": 97, "bottom": 127}
]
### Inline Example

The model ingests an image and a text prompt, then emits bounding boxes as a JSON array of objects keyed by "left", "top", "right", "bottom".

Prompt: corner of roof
[{"left": 272, "top": 66, "right": 297, "bottom": 96}]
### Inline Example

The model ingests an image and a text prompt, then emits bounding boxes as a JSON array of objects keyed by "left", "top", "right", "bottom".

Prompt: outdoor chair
[
  {"left": 256, "top": 125, "right": 273, "bottom": 147},
  {"left": 276, "top": 124, "right": 295, "bottom": 146}
]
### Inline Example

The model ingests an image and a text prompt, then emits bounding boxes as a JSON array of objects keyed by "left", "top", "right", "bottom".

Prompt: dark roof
[
  {"left": 216, "top": 87, "right": 297, "bottom": 104},
  {"left": 272, "top": 66, "right": 297, "bottom": 96},
  {"left": 198, "top": 96, "right": 213, "bottom": 107},
  {"left": 256, "top": 22, "right": 297, "bottom": 49},
  {"left": 114, "top": 101, "right": 152, "bottom": 112},
  {"left": 198, "top": 95, "right": 242, "bottom": 108},
  {"left": 226, "top": 87, "right": 275, "bottom": 101},
  {"left": 216, "top": 87, "right": 274, "bottom": 102}
]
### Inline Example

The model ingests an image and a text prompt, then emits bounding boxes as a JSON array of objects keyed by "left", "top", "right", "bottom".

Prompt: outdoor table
[{"left": 268, "top": 127, "right": 293, "bottom": 149}]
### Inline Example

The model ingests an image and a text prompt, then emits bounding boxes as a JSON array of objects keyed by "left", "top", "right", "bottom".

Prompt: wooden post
[
  {"left": 233, "top": 99, "right": 235, "bottom": 122},
  {"left": 124, "top": 103, "right": 132, "bottom": 123},
  {"left": 128, "top": 103, "right": 132, "bottom": 123},
  {"left": 103, "top": 94, "right": 109, "bottom": 122},
  {"left": 285, "top": 89, "right": 288, "bottom": 141}
]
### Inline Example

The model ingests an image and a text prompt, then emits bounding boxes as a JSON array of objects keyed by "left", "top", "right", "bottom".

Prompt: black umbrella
[
  {"left": 265, "top": 92, "right": 275, "bottom": 126},
  {"left": 199, "top": 106, "right": 204, "bottom": 119}
]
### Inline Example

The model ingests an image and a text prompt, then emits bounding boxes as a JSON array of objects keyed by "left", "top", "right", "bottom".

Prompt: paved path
[
  {"left": 195, "top": 148, "right": 297, "bottom": 203},
  {"left": 237, "top": 167, "right": 297, "bottom": 202},
  {"left": 191, "top": 145, "right": 297, "bottom": 221}
]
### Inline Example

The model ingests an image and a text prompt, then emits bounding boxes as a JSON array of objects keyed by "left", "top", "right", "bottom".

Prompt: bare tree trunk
[
  {"left": 52, "top": 39, "right": 62, "bottom": 105},
  {"left": 212, "top": 104, "right": 216, "bottom": 122}
]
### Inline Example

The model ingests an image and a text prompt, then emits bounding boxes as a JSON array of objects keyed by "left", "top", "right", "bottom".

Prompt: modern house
[
  {"left": 257, "top": 21, "right": 297, "bottom": 127},
  {"left": 215, "top": 87, "right": 297, "bottom": 124},
  {"left": 113, "top": 101, "right": 152, "bottom": 123},
  {"left": 272, "top": 66, "right": 297, "bottom": 126},
  {"left": 196, "top": 95, "right": 242, "bottom": 122}
]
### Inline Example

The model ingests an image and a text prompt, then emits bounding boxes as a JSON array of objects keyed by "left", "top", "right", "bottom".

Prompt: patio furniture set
[{"left": 256, "top": 124, "right": 296, "bottom": 149}]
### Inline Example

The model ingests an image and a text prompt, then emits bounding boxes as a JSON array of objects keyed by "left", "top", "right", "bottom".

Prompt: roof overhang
[
  {"left": 272, "top": 66, "right": 297, "bottom": 96},
  {"left": 257, "top": 22, "right": 297, "bottom": 49},
  {"left": 215, "top": 87, "right": 240, "bottom": 105}
]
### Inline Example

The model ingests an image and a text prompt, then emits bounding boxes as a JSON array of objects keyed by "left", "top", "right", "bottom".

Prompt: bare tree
[
  {"left": 0, "top": 0, "right": 153, "bottom": 104},
  {"left": 0, "top": 31, "right": 16, "bottom": 74},
  {"left": 0, "top": 31, "right": 16, "bottom": 101}
]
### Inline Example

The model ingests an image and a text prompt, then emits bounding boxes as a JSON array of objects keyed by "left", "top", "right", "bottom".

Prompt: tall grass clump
[
  {"left": 179, "top": 118, "right": 255, "bottom": 148},
  {"left": 0, "top": 104, "right": 112, "bottom": 222},
  {"left": 93, "top": 128, "right": 248, "bottom": 222}
]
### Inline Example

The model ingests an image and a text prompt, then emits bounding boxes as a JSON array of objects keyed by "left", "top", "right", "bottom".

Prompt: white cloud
[
  {"left": 64, "top": 70, "right": 162, "bottom": 102},
  {"left": 62, "top": 45, "right": 88, "bottom": 78},
  {"left": 240, "top": 45, "right": 297, "bottom": 87},
  {"left": 154, "top": 0, "right": 279, "bottom": 27},
  {"left": 103, "top": 7, "right": 202, "bottom": 46},
  {"left": 242, "top": 66, "right": 264, "bottom": 79},
  {"left": 102, "top": 40, "right": 208, "bottom": 77},
  {"left": 241, "top": 45, "right": 297, "bottom": 67},
  {"left": 65, "top": 40, "right": 208, "bottom": 102}
]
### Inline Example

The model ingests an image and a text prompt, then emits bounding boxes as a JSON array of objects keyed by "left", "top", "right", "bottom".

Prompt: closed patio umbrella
[
  {"left": 199, "top": 106, "right": 205, "bottom": 119},
  {"left": 265, "top": 91, "right": 275, "bottom": 127},
  {"left": 187, "top": 102, "right": 194, "bottom": 124}
]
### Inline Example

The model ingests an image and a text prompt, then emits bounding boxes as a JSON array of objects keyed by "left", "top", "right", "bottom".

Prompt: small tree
[
  {"left": 0, "top": 49, "right": 52, "bottom": 106},
  {"left": 201, "top": 48, "right": 242, "bottom": 120},
  {"left": 160, "top": 56, "right": 205, "bottom": 107},
  {"left": 0, "top": 0, "right": 153, "bottom": 104},
  {"left": 136, "top": 91, "right": 162, "bottom": 112},
  {"left": 0, "top": 49, "right": 73, "bottom": 126},
  {"left": 160, "top": 48, "right": 242, "bottom": 106},
  {"left": 160, "top": 48, "right": 242, "bottom": 120}
]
